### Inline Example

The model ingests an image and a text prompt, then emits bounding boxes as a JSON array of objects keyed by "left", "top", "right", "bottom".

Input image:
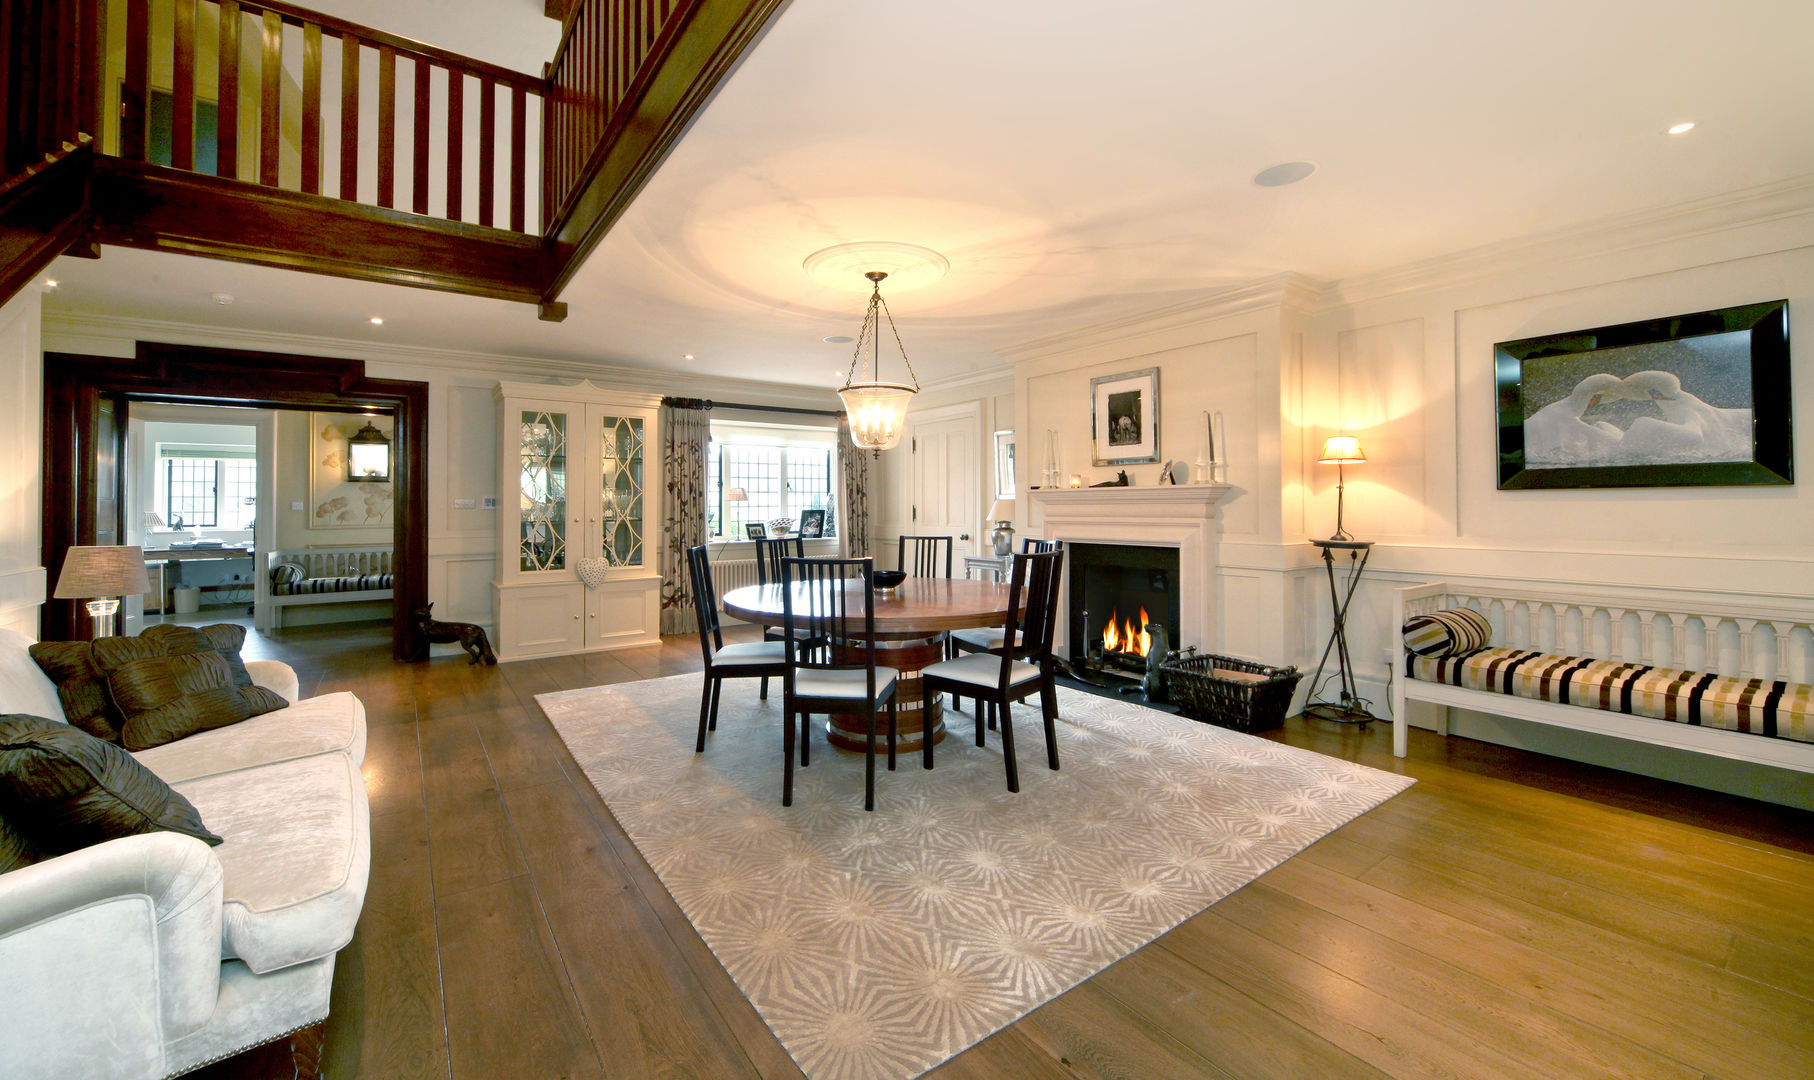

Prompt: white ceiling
[{"left": 44, "top": 0, "right": 1814, "bottom": 390}]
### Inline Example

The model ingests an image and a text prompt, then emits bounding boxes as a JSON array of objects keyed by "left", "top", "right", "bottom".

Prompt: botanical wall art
[
  {"left": 1494, "top": 300, "right": 1791, "bottom": 489},
  {"left": 309, "top": 411, "right": 395, "bottom": 527},
  {"left": 1091, "top": 367, "right": 1160, "bottom": 466}
]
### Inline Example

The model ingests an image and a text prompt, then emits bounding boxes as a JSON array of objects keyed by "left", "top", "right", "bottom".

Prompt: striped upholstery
[
  {"left": 1410, "top": 648, "right": 1814, "bottom": 744},
  {"left": 269, "top": 562, "right": 307, "bottom": 587},
  {"left": 272, "top": 574, "right": 394, "bottom": 596},
  {"left": 1401, "top": 608, "right": 1492, "bottom": 657}
]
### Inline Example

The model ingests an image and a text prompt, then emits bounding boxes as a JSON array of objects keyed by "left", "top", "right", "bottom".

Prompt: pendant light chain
[{"left": 840, "top": 274, "right": 920, "bottom": 391}]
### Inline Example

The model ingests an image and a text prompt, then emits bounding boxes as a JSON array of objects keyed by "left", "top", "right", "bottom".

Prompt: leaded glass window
[{"left": 600, "top": 414, "right": 644, "bottom": 566}]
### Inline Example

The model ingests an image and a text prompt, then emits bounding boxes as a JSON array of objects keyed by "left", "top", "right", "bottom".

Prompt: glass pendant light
[{"left": 837, "top": 271, "right": 920, "bottom": 454}]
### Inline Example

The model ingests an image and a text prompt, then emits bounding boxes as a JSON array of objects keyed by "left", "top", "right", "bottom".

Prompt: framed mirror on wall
[{"left": 994, "top": 430, "right": 1015, "bottom": 500}]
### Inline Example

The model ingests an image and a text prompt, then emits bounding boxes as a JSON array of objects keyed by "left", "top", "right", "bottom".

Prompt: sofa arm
[
  {"left": 246, "top": 659, "right": 300, "bottom": 704},
  {"left": 0, "top": 833, "right": 225, "bottom": 1080}
]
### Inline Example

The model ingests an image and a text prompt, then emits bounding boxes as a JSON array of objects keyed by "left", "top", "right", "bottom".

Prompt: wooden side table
[{"left": 963, "top": 554, "right": 1010, "bottom": 582}]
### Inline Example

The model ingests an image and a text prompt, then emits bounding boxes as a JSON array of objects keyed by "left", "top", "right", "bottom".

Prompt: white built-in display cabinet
[{"left": 493, "top": 380, "right": 663, "bottom": 661}]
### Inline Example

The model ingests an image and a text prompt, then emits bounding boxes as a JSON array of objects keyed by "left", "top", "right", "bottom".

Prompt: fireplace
[{"left": 1068, "top": 543, "right": 1182, "bottom": 673}]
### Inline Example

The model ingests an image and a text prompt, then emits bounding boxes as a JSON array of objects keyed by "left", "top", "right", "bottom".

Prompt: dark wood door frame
[{"left": 43, "top": 342, "right": 429, "bottom": 660}]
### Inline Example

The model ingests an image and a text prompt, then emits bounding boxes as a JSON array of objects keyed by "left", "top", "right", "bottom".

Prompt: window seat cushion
[
  {"left": 1409, "top": 648, "right": 1814, "bottom": 743},
  {"left": 271, "top": 574, "right": 393, "bottom": 596}
]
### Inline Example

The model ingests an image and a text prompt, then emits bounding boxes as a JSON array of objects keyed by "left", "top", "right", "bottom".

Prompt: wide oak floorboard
[{"left": 200, "top": 621, "right": 1813, "bottom": 1080}]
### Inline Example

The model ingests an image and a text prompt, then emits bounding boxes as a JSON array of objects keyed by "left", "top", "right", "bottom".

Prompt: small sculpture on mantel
[{"left": 1090, "top": 470, "right": 1131, "bottom": 488}]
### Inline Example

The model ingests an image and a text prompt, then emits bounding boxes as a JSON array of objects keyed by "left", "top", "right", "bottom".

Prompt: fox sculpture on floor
[{"left": 414, "top": 604, "right": 498, "bottom": 665}]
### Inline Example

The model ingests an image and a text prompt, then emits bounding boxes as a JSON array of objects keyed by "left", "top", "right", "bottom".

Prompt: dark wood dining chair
[
  {"left": 949, "top": 538, "right": 1060, "bottom": 716},
  {"left": 920, "top": 547, "right": 1065, "bottom": 792},
  {"left": 780, "top": 556, "right": 910, "bottom": 811},
  {"left": 752, "top": 534, "right": 812, "bottom": 699},
  {"left": 687, "top": 545, "right": 788, "bottom": 753},
  {"left": 897, "top": 534, "right": 953, "bottom": 578}
]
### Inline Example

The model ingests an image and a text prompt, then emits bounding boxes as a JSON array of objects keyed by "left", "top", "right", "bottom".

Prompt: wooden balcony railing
[
  {"left": 106, "top": 0, "right": 545, "bottom": 230},
  {"left": 4, "top": 0, "right": 786, "bottom": 313},
  {"left": 543, "top": 0, "right": 685, "bottom": 231}
]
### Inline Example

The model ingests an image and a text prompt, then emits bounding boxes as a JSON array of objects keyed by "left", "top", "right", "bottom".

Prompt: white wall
[
  {"left": 0, "top": 289, "right": 44, "bottom": 636},
  {"left": 872, "top": 371, "right": 1014, "bottom": 567},
  {"left": 41, "top": 314, "right": 842, "bottom": 652}
]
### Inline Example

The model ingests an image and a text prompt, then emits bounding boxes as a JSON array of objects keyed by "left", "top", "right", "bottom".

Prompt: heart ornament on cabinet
[{"left": 577, "top": 557, "right": 610, "bottom": 590}]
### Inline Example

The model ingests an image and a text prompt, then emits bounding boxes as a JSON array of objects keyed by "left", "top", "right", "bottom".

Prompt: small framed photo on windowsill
[
  {"left": 744, "top": 522, "right": 767, "bottom": 540},
  {"left": 798, "top": 509, "right": 826, "bottom": 538}
]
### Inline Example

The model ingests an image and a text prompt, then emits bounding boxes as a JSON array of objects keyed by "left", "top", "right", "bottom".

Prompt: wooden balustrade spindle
[
  {"left": 217, "top": 0, "right": 240, "bottom": 179},
  {"left": 122, "top": 0, "right": 149, "bottom": 160},
  {"left": 172, "top": 0, "right": 196, "bottom": 170},
  {"left": 446, "top": 69, "right": 463, "bottom": 220},
  {"left": 376, "top": 45, "right": 395, "bottom": 207},
  {"left": 477, "top": 75, "right": 495, "bottom": 226},
  {"left": 510, "top": 83, "right": 526, "bottom": 232},
  {"left": 302, "top": 21, "right": 322, "bottom": 193},
  {"left": 259, "top": 9, "right": 280, "bottom": 185},
  {"left": 412, "top": 58, "right": 430, "bottom": 214},
  {"left": 339, "top": 30, "right": 359, "bottom": 199}
]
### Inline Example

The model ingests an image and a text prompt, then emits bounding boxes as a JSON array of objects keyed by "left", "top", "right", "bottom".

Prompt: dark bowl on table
[{"left": 871, "top": 569, "right": 907, "bottom": 592}]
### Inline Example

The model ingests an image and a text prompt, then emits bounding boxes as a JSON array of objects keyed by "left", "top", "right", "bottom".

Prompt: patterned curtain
[
  {"left": 659, "top": 401, "right": 709, "bottom": 634},
  {"left": 838, "top": 417, "right": 870, "bottom": 558}
]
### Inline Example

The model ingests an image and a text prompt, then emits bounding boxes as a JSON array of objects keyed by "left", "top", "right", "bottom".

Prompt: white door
[{"left": 910, "top": 413, "right": 980, "bottom": 563}]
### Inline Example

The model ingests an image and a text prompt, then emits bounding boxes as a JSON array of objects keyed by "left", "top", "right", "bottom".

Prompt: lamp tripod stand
[{"left": 1303, "top": 435, "right": 1376, "bottom": 725}]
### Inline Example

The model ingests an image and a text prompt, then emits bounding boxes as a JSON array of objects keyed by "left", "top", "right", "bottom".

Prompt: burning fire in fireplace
[{"left": 1101, "top": 607, "right": 1151, "bottom": 657}]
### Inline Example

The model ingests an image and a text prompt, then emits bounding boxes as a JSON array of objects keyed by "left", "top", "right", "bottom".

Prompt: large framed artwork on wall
[
  {"left": 1495, "top": 300, "right": 1791, "bottom": 489},
  {"left": 1091, "top": 367, "right": 1160, "bottom": 466},
  {"left": 309, "top": 412, "right": 396, "bottom": 526}
]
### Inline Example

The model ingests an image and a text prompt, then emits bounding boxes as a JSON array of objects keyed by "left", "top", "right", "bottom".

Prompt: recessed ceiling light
[
  {"left": 1253, "top": 161, "right": 1317, "bottom": 187},
  {"left": 684, "top": 354, "right": 695, "bottom": 360},
  {"left": 369, "top": 316, "right": 383, "bottom": 325},
  {"left": 1667, "top": 121, "right": 1695, "bottom": 135},
  {"left": 211, "top": 292, "right": 234, "bottom": 305},
  {"left": 43, "top": 279, "right": 57, "bottom": 288},
  {"left": 822, "top": 335, "right": 854, "bottom": 344}
]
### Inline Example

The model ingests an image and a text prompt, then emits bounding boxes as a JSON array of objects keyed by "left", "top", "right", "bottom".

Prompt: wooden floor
[{"left": 201, "top": 621, "right": 1814, "bottom": 1080}]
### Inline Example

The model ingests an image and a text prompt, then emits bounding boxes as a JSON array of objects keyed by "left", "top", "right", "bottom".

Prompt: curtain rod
[{"left": 662, "top": 396, "right": 844, "bottom": 419}]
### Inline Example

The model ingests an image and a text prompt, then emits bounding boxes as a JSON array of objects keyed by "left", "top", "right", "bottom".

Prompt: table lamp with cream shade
[
  {"left": 985, "top": 499, "right": 1015, "bottom": 556},
  {"left": 1317, "top": 435, "right": 1366, "bottom": 542},
  {"left": 54, "top": 545, "right": 150, "bottom": 637}
]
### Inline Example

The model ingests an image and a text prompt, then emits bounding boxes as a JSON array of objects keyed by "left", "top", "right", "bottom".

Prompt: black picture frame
[
  {"left": 797, "top": 509, "right": 826, "bottom": 538},
  {"left": 1495, "top": 300, "right": 1792, "bottom": 489},
  {"left": 744, "top": 522, "right": 767, "bottom": 540}
]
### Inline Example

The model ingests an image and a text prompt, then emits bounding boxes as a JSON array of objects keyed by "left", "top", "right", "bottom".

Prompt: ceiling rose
[{"left": 803, "top": 241, "right": 949, "bottom": 293}]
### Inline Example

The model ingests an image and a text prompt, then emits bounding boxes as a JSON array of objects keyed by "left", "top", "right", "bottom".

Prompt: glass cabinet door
[
  {"left": 519, "top": 410, "right": 568, "bottom": 573},
  {"left": 599, "top": 413, "right": 644, "bottom": 566}
]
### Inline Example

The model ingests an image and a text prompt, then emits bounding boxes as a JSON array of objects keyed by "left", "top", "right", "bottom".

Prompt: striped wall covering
[{"left": 1410, "top": 648, "right": 1814, "bottom": 745}]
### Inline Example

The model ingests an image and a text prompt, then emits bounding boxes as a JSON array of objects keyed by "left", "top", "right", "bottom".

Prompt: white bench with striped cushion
[
  {"left": 266, "top": 547, "right": 394, "bottom": 628},
  {"left": 1391, "top": 579, "right": 1814, "bottom": 775}
]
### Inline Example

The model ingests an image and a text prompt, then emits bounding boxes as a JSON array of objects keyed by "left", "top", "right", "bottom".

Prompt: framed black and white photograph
[
  {"left": 1091, "top": 367, "right": 1160, "bottom": 465},
  {"left": 1495, "top": 300, "right": 1791, "bottom": 489},
  {"left": 993, "top": 430, "right": 1016, "bottom": 500},
  {"left": 744, "top": 522, "right": 767, "bottom": 540},
  {"left": 797, "top": 509, "right": 826, "bottom": 538}
]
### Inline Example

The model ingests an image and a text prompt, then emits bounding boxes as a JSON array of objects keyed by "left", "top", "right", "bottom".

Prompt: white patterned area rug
[{"left": 537, "top": 676, "right": 1413, "bottom": 1080}]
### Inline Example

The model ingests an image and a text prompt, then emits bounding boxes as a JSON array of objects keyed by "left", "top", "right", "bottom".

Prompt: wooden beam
[
  {"left": 0, "top": 142, "right": 94, "bottom": 308},
  {"left": 90, "top": 156, "right": 543, "bottom": 305}
]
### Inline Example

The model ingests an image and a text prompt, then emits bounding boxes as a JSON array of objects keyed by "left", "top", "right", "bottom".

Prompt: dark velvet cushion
[
  {"left": 0, "top": 807, "right": 42, "bottom": 872},
  {"left": 91, "top": 625, "right": 287, "bottom": 751},
  {"left": 28, "top": 640, "right": 126, "bottom": 743},
  {"left": 0, "top": 715, "right": 222, "bottom": 855}
]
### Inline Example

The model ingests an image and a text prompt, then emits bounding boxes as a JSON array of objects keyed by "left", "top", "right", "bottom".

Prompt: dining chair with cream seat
[
  {"left": 780, "top": 556, "right": 908, "bottom": 811},
  {"left": 687, "top": 545, "right": 788, "bottom": 753},
  {"left": 948, "top": 538, "right": 1059, "bottom": 719},
  {"left": 920, "top": 546, "right": 1065, "bottom": 792}
]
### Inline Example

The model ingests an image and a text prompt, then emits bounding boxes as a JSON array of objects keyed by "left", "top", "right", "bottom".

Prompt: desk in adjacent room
[{"left": 143, "top": 545, "right": 256, "bottom": 616}]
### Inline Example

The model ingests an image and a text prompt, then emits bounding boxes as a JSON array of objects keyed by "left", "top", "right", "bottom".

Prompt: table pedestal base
[{"left": 827, "top": 634, "right": 946, "bottom": 753}]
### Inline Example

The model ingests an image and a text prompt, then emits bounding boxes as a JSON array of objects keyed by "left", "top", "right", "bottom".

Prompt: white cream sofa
[{"left": 0, "top": 628, "right": 370, "bottom": 1080}]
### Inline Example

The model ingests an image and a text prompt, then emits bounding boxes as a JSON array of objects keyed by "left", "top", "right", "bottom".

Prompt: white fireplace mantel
[{"left": 1029, "top": 484, "right": 1234, "bottom": 654}]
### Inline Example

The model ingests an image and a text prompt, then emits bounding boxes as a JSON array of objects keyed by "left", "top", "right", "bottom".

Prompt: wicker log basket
[{"left": 1160, "top": 651, "right": 1302, "bottom": 732}]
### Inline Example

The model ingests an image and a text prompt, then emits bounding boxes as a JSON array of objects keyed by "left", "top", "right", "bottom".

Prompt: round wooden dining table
[{"left": 720, "top": 577, "right": 1018, "bottom": 753}]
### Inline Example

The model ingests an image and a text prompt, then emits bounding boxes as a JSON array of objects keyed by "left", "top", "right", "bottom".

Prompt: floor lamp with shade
[
  {"left": 1303, "top": 436, "right": 1377, "bottom": 726},
  {"left": 55, "top": 545, "right": 150, "bottom": 638}
]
